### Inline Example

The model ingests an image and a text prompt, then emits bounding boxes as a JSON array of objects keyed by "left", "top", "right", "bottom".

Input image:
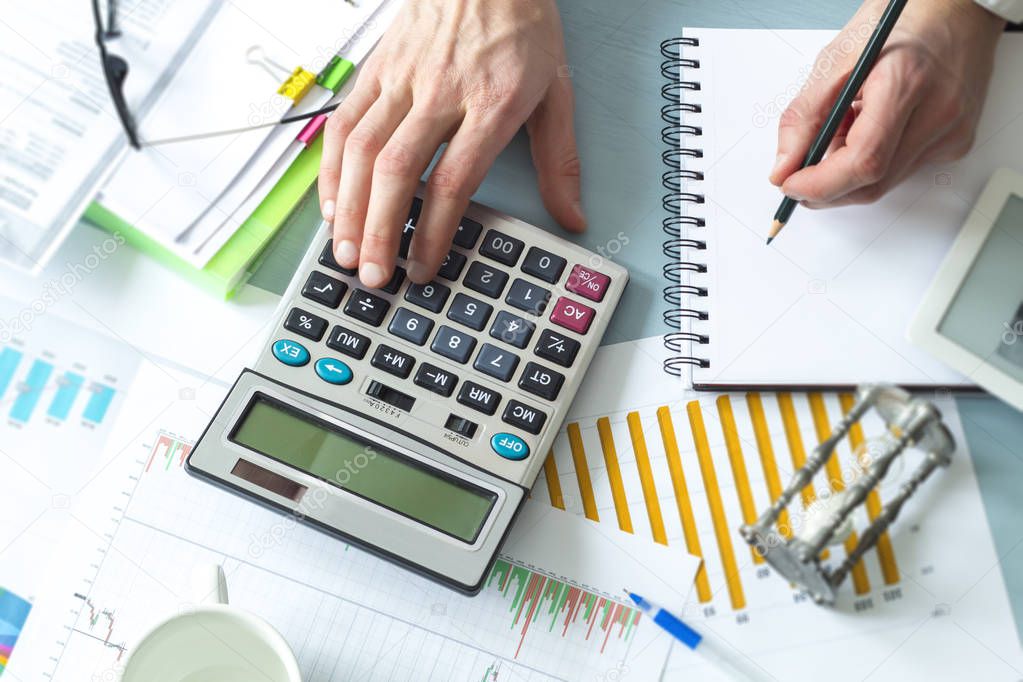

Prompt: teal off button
[
  {"left": 315, "top": 358, "right": 353, "bottom": 385},
  {"left": 272, "top": 339, "right": 310, "bottom": 366},
  {"left": 491, "top": 433, "right": 529, "bottom": 461}
]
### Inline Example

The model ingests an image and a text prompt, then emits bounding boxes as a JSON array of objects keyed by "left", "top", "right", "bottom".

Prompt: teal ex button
[
  {"left": 315, "top": 357, "right": 353, "bottom": 385},
  {"left": 490, "top": 433, "right": 530, "bottom": 461},
  {"left": 272, "top": 339, "right": 310, "bottom": 366}
]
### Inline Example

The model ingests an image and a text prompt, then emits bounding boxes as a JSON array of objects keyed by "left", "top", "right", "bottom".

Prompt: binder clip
[
  {"left": 740, "top": 384, "right": 954, "bottom": 605},
  {"left": 246, "top": 46, "right": 315, "bottom": 103}
]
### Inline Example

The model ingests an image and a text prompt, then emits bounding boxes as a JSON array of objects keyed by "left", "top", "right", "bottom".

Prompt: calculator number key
[
  {"left": 284, "top": 308, "right": 327, "bottom": 341},
  {"left": 521, "top": 247, "right": 566, "bottom": 284},
  {"left": 447, "top": 293, "right": 493, "bottom": 331},
  {"left": 474, "top": 343, "right": 520, "bottom": 382},
  {"left": 457, "top": 381, "right": 502, "bottom": 415},
  {"left": 371, "top": 344, "right": 415, "bottom": 379},
  {"left": 327, "top": 325, "right": 370, "bottom": 360},
  {"left": 414, "top": 363, "right": 458, "bottom": 397},
  {"left": 480, "top": 230, "right": 525, "bottom": 266},
  {"left": 437, "top": 250, "right": 467, "bottom": 281},
  {"left": 431, "top": 325, "right": 477, "bottom": 364},
  {"left": 344, "top": 289, "right": 391, "bottom": 327},
  {"left": 463, "top": 261, "right": 509, "bottom": 299},
  {"left": 518, "top": 362, "right": 564, "bottom": 401},
  {"left": 489, "top": 311, "right": 535, "bottom": 349},
  {"left": 550, "top": 296, "right": 595, "bottom": 334},
  {"left": 301, "top": 271, "right": 346, "bottom": 308},
  {"left": 405, "top": 281, "right": 450, "bottom": 313},
  {"left": 388, "top": 308, "right": 434, "bottom": 346},
  {"left": 566, "top": 264, "right": 612, "bottom": 302},
  {"left": 534, "top": 329, "right": 580, "bottom": 367},
  {"left": 506, "top": 278, "right": 551, "bottom": 316},
  {"left": 502, "top": 400, "right": 547, "bottom": 435}
]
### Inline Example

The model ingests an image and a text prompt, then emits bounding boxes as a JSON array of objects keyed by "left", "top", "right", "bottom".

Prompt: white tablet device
[{"left": 910, "top": 168, "right": 1023, "bottom": 411}]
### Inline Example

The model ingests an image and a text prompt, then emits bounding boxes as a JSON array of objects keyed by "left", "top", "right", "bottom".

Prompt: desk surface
[{"left": 249, "top": 0, "right": 1023, "bottom": 635}]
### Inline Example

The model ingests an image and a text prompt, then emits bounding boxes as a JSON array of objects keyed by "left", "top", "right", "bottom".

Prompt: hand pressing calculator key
[{"left": 187, "top": 193, "right": 627, "bottom": 593}]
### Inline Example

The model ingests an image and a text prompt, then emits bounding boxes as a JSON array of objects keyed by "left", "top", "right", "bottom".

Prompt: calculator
[{"left": 186, "top": 193, "right": 627, "bottom": 593}]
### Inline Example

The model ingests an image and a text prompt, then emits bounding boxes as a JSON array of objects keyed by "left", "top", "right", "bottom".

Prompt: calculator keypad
[
  {"left": 480, "top": 230, "right": 524, "bottom": 266},
  {"left": 463, "top": 261, "right": 508, "bottom": 299},
  {"left": 405, "top": 281, "right": 450, "bottom": 313},
  {"left": 432, "top": 325, "right": 477, "bottom": 364},
  {"left": 372, "top": 344, "right": 415, "bottom": 379},
  {"left": 521, "top": 247, "right": 566, "bottom": 284},
  {"left": 458, "top": 381, "right": 501, "bottom": 415},
  {"left": 489, "top": 311, "right": 534, "bottom": 349},
  {"left": 345, "top": 289, "right": 391, "bottom": 327},
  {"left": 534, "top": 329, "right": 580, "bottom": 367},
  {"left": 327, "top": 325, "right": 370, "bottom": 360},
  {"left": 473, "top": 343, "right": 519, "bottom": 382},
  {"left": 505, "top": 278, "right": 551, "bottom": 315},
  {"left": 267, "top": 196, "right": 626, "bottom": 477},
  {"left": 388, "top": 308, "right": 434, "bottom": 346},
  {"left": 302, "top": 271, "right": 346, "bottom": 309},
  {"left": 447, "top": 293, "right": 493, "bottom": 331},
  {"left": 285, "top": 308, "right": 328, "bottom": 341}
]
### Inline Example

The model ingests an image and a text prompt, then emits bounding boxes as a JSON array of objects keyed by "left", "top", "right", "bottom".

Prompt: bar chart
[
  {"left": 1, "top": 346, "right": 121, "bottom": 428},
  {"left": 539, "top": 391, "right": 904, "bottom": 615}
]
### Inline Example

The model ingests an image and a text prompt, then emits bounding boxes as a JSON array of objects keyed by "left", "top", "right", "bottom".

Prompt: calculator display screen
[{"left": 230, "top": 396, "right": 496, "bottom": 543}]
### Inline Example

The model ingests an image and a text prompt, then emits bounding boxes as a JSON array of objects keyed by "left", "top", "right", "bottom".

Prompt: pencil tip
[{"left": 766, "top": 237, "right": 773, "bottom": 246}]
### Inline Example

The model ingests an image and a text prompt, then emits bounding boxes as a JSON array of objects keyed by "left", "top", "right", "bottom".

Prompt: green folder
[{"left": 83, "top": 134, "right": 323, "bottom": 299}]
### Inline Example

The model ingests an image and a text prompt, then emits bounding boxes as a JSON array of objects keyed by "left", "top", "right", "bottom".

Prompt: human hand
[
  {"left": 317, "top": 0, "right": 585, "bottom": 288},
  {"left": 769, "top": 0, "right": 1006, "bottom": 208}
]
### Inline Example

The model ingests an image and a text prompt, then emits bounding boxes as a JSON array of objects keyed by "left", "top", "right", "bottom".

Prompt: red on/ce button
[
  {"left": 566, "top": 264, "right": 611, "bottom": 302},
  {"left": 550, "top": 297, "right": 595, "bottom": 334}
]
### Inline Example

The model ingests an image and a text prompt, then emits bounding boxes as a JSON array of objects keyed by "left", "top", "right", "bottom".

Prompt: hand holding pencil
[{"left": 767, "top": 0, "right": 1006, "bottom": 242}]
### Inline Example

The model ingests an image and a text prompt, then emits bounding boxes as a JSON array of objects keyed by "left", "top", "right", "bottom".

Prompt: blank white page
[{"left": 677, "top": 28, "right": 1023, "bottom": 388}]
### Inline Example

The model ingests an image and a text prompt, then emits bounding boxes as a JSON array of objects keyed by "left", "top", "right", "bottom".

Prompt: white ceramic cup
[{"left": 121, "top": 565, "right": 301, "bottom": 682}]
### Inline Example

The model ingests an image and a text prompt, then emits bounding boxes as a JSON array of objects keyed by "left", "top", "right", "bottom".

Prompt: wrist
[{"left": 943, "top": 0, "right": 1008, "bottom": 30}]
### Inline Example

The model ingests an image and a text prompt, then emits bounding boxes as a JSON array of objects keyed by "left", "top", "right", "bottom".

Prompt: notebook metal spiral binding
[{"left": 660, "top": 37, "right": 710, "bottom": 376}]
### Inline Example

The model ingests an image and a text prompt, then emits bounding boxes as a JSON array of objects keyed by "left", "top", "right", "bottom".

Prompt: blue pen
[{"left": 625, "top": 590, "right": 767, "bottom": 681}]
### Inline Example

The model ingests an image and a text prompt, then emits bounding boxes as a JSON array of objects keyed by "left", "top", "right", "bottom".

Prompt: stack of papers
[{"left": 0, "top": 0, "right": 401, "bottom": 294}]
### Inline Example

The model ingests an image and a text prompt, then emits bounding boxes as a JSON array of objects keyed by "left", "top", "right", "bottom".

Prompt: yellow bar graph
[
  {"left": 597, "top": 417, "right": 634, "bottom": 534},
  {"left": 656, "top": 406, "right": 712, "bottom": 602},
  {"left": 840, "top": 393, "right": 900, "bottom": 585},
  {"left": 627, "top": 412, "right": 668, "bottom": 545},
  {"left": 808, "top": 394, "right": 871, "bottom": 595},
  {"left": 687, "top": 401, "right": 746, "bottom": 610},
  {"left": 745, "top": 393, "right": 792, "bottom": 538},
  {"left": 777, "top": 393, "right": 829, "bottom": 560},
  {"left": 716, "top": 396, "right": 763, "bottom": 564},
  {"left": 543, "top": 450, "right": 565, "bottom": 510},
  {"left": 567, "top": 423, "right": 600, "bottom": 522}
]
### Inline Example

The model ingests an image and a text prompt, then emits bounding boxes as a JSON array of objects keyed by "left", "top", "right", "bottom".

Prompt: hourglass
[{"left": 740, "top": 384, "right": 955, "bottom": 605}]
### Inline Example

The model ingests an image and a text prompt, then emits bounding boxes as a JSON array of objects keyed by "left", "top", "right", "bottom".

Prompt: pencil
[{"left": 767, "top": 0, "right": 909, "bottom": 245}]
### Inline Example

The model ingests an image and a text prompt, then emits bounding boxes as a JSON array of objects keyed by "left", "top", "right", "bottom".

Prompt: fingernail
[
  {"left": 335, "top": 239, "right": 358, "bottom": 266},
  {"left": 360, "top": 262, "right": 386, "bottom": 288},
  {"left": 322, "top": 200, "right": 335, "bottom": 221},
  {"left": 407, "top": 260, "right": 430, "bottom": 283}
]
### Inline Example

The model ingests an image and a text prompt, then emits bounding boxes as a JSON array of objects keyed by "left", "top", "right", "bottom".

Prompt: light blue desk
[{"left": 249, "top": 0, "right": 1023, "bottom": 635}]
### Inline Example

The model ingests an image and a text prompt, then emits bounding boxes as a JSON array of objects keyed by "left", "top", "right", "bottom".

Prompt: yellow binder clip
[{"left": 277, "top": 67, "right": 316, "bottom": 102}]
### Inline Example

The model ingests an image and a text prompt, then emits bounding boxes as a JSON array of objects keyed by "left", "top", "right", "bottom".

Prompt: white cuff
[{"left": 974, "top": 0, "right": 1023, "bottom": 22}]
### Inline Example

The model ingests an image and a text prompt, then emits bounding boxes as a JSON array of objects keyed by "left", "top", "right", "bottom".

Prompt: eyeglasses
[
  {"left": 92, "top": 0, "right": 140, "bottom": 149},
  {"left": 92, "top": 0, "right": 341, "bottom": 150}
]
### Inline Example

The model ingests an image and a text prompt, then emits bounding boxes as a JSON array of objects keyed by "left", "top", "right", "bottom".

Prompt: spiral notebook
[{"left": 661, "top": 28, "right": 1023, "bottom": 390}]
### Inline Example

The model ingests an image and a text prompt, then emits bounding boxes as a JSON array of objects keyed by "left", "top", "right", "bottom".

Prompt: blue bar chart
[{"left": 0, "top": 346, "right": 123, "bottom": 429}]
